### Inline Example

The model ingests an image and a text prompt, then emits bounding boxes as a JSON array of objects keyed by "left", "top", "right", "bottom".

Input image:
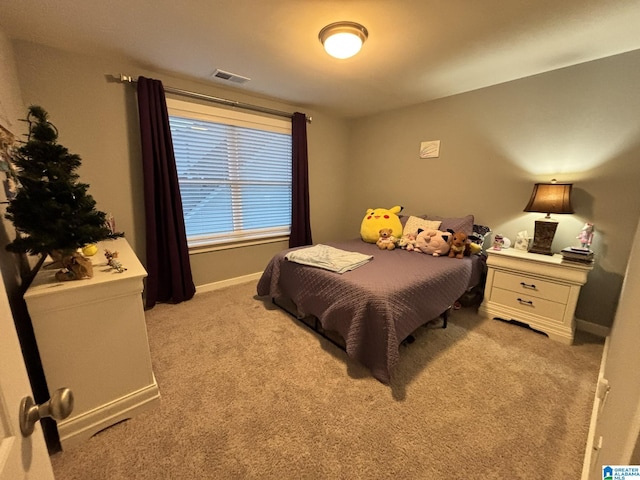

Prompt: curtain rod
[{"left": 117, "top": 74, "right": 311, "bottom": 123}]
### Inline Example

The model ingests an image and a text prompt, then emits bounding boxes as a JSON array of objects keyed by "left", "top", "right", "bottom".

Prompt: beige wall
[
  {"left": 8, "top": 34, "right": 640, "bottom": 327},
  {"left": 0, "top": 32, "right": 25, "bottom": 136},
  {"left": 0, "top": 30, "right": 29, "bottom": 303},
  {"left": 11, "top": 40, "right": 351, "bottom": 287},
  {"left": 347, "top": 49, "right": 640, "bottom": 327}
]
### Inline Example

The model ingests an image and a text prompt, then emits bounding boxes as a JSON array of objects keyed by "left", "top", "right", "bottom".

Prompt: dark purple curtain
[
  {"left": 289, "top": 112, "right": 313, "bottom": 247},
  {"left": 137, "top": 76, "right": 196, "bottom": 308}
]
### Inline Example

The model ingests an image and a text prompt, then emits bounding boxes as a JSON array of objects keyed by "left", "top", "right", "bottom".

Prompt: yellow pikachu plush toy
[{"left": 360, "top": 205, "right": 403, "bottom": 243}]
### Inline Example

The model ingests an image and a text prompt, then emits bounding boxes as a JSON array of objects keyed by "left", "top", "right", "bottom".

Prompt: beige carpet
[{"left": 50, "top": 281, "right": 603, "bottom": 479}]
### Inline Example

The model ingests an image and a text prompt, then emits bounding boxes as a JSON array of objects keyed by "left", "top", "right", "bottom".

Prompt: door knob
[{"left": 19, "top": 387, "right": 74, "bottom": 437}]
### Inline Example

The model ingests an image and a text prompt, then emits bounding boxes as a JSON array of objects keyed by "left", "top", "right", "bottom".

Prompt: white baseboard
[
  {"left": 576, "top": 318, "right": 611, "bottom": 338},
  {"left": 196, "top": 272, "right": 263, "bottom": 294},
  {"left": 59, "top": 380, "right": 161, "bottom": 450}
]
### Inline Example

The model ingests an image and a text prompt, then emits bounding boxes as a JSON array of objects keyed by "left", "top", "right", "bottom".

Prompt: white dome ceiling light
[{"left": 319, "top": 21, "right": 368, "bottom": 59}]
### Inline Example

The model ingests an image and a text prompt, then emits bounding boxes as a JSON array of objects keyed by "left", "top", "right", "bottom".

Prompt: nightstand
[{"left": 478, "top": 248, "right": 593, "bottom": 344}]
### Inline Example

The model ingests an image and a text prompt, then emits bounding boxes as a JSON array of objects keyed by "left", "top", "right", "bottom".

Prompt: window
[{"left": 166, "top": 99, "right": 292, "bottom": 248}]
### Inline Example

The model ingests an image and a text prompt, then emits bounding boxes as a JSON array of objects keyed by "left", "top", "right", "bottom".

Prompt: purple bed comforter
[{"left": 257, "top": 239, "right": 483, "bottom": 383}]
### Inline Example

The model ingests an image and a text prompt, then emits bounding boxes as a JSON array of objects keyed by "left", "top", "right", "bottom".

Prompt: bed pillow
[
  {"left": 426, "top": 214, "right": 474, "bottom": 235},
  {"left": 402, "top": 216, "right": 442, "bottom": 236}
]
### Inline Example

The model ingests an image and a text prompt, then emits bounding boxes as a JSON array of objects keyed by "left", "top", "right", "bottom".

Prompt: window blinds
[{"left": 167, "top": 99, "right": 292, "bottom": 247}]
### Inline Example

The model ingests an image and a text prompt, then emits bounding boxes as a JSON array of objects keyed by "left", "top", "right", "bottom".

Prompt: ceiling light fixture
[{"left": 319, "top": 21, "right": 368, "bottom": 59}]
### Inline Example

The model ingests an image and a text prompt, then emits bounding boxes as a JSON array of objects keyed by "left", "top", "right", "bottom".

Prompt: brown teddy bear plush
[
  {"left": 376, "top": 228, "right": 397, "bottom": 250},
  {"left": 448, "top": 231, "right": 469, "bottom": 259}
]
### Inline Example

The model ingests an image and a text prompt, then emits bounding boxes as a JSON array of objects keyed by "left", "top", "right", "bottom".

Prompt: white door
[
  {"left": 582, "top": 218, "right": 640, "bottom": 479},
  {"left": 0, "top": 270, "right": 54, "bottom": 479}
]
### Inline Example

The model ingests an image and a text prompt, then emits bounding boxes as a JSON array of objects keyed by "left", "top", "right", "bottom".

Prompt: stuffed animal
[
  {"left": 448, "top": 231, "right": 469, "bottom": 259},
  {"left": 360, "top": 205, "right": 403, "bottom": 243},
  {"left": 415, "top": 229, "right": 451, "bottom": 256},
  {"left": 398, "top": 232, "right": 418, "bottom": 251},
  {"left": 376, "top": 228, "right": 397, "bottom": 250},
  {"left": 467, "top": 243, "right": 482, "bottom": 255}
]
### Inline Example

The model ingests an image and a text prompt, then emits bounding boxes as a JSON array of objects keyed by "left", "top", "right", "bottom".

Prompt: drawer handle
[
  {"left": 517, "top": 298, "right": 534, "bottom": 306},
  {"left": 520, "top": 282, "right": 537, "bottom": 290}
]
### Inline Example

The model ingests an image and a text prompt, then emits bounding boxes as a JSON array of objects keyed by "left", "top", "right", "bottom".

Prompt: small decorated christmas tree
[{"left": 5, "top": 105, "right": 121, "bottom": 260}]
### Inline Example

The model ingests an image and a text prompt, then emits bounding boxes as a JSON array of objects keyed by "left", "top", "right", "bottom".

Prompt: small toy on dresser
[
  {"left": 104, "top": 249, "right": 127, "bottom": 272},
  {"left": 491, "top": 234, "right": 511, "bottom": 251},
  {"left": 376, "top": 228, "right": 397, "bottom": 250},
  {"left": 563, "top": 222, "right": 595, "bottom": 264},
  {"left": 577, "top": 222, "right": 594, "bottom": 248}
]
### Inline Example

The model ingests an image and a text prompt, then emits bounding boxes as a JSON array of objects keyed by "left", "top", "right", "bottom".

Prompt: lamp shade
[
  {"left": 523, "top": 182, "right": 574, "bottom": 217},
  {"left": 319, "top": 22, "right": 368, "bottom": 59}
]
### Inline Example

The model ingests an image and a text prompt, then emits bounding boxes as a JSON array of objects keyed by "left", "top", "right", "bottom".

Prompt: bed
[{"left": 257, "top": 215, "right": 488, "bottom": 384}]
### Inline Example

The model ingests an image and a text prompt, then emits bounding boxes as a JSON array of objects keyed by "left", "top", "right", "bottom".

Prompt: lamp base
[{"left": 528, "top": 219, "right": 558, "bottom": 255}]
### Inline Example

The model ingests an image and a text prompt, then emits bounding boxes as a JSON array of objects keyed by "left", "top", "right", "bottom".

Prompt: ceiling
[{"left": 2, "top": 0, "right": 640, "bottom": 118}]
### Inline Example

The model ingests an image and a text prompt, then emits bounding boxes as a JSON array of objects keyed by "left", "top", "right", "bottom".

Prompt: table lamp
[{"left": 523, "top": 180, "right": 574, "bottom": 255}]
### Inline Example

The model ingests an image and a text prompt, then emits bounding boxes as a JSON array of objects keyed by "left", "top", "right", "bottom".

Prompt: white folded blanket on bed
[{"left": 285, "top": 244, "right": 373, "bottom": 274}]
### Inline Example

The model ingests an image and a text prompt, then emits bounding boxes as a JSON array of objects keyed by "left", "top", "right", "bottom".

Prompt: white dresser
[
  {"left": 24, "top": 237, "right": 160, "bottom": 449},
  {"left": 479, "top": 248, "right": 592, "bottom": 344}
]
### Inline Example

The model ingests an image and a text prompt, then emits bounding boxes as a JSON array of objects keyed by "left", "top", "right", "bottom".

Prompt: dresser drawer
[
  {"left": 490, "top": 287, "right": 567, "bottom": 322},
  {"left": 493, "top": 271, "right": 570, "bottom": 304}
]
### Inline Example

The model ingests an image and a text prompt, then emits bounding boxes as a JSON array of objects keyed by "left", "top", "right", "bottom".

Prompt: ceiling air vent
[{"left": 211, "top": 69, "right": 251, "bottom": 84}]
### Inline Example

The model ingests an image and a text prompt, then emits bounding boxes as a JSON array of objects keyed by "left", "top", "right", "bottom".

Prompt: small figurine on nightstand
[
  {"left": 492, "top": 234, "right": 512, "bottom": 250},
  {"left": 492, "top": 234, "right": 504, "bottom": 250},
  {"left": 577, "top": 223, "right": 594, "bottom": 248}
]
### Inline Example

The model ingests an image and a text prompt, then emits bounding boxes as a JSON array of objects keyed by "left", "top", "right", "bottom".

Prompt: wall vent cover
[{"left": 211, "top": 69, "right": 251, "bottom": 84}]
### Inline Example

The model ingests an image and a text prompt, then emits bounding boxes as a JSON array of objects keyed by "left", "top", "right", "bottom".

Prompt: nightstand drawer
[
  {"left": 491, "top": 287, "right": 566, "bottom": 322},
  {"left": 493, "top": 271, "right": 570, "bottom": 304}
]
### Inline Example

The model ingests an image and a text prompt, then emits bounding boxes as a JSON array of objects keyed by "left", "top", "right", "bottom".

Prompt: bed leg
[
  {"left": 441, "top": 308, "right": 450, "bottom": 329},
  {"left": 401, "top": 334, "right": 415, "bottom": 346}
]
